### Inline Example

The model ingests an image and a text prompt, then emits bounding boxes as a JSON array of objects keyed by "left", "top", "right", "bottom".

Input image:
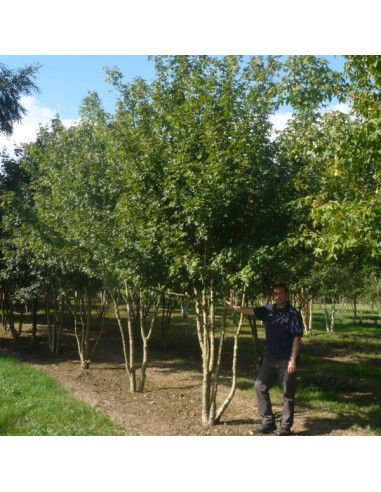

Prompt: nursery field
[{"left": 1, "top": 303, "right": 380, "bottom": 436}]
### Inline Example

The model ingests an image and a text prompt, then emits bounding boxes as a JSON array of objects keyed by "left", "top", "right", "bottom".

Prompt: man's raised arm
[{"left": 226, "top": 301, "right": 254, "bottom": 315}]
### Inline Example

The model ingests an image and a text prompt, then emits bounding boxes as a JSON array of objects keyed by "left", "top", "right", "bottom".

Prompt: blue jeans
[{"left": 254, "top": 358, "right": 296, "bottom": 430}]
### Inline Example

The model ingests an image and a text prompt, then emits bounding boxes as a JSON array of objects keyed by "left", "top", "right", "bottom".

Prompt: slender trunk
[
  {"left": 160, "top": 293, "right": 178, "bottom": 350},
  {"left": 196, "top": 281, "right": 247, "bottom": 427},
  {"left": 8, "top": 307, "right": 16, "bottom": 338},
  {"left": 55, "top": 297, "right": 64, "bottom": 353},
  {"left": 71, "top": 289, "right": 91, "bottom": 368},
  {"left": 111, "top": 291, "right": 135, "bottom": 392},
  {"left": 4, "top": 287, "right": 17, "bottom": 338},
  {"left": 0, "top": 286, "right": 4, "bottom": 332},
  {"left": 201, "top": 286, "right": 212, "bottom": 428},
  {"left": 160, "top": 293, "right": 167, "bottom": 349},
  {"left": 181, "top": 297, "right": 189, "bottom": 319},
  {"left": 231, "top": 290, "right": 238, "bottom": 326},
  {"left": 90, "top": 306, "right": 106, "bottom": 359},
  {"left": 124, "top": 281, "right": 136, "bottom": 390},
  {"left": 330, "top": 298, "right": 336, "bottom": 332},
  {"left": 300, "top": 294, "right": 313, "bottom": 335},
  {"left": 377, "top": 279, "right": 381, "bottom": 317},
  {"left": 80, "top": 286, "right": 92, "bottom": 368},
  {"left": 47, "top": 291, "right": 62, "bottom": 355},
  {"left": 50, "top": 296, "right": 59, "bottom": 353},
  {"left": 46, "top": 293, "right": 52, "bottom": 349},
  {"left": 193, "top": 284, "right": 213, "bottom": 428},
  {"left": 17, "top": 303, "right": 24, "bottom": 335},
  {"left": 138, "top": 294, "right": 160, "bottom": 392},
  {"left": 73, "top": 291, "right": 85, "bottom": 368},
  {"left": 324, "top": 296, "right": 330, "bottom": 332},
  {"left": 31, "top": 297, "right": 38, "bottom": 344},
  {"left": 214, "top": 287, "right": 247, "bottom": 424},
  {"left": 308, "top": 297, "right": 313, "bottom": 334},
  {"left": 208, "top": 305, "right": 227, "bottom": 425},
  {"left": 208, "top": 281, "right": 215, "bottom": 373},
  {"left": 353, "top": 295, "right": 357, "bottom": 319},
  {"left": 339, "top": 296, "right": 346, "bottom": 314}
]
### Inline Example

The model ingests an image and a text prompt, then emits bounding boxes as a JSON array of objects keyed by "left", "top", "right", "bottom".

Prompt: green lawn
[{"left": 0, "top": 355, "right": 135, "bottom": 436}]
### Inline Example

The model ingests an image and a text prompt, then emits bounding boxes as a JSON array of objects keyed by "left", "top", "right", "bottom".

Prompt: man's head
[{"left": 272, "top": 283, "right": 289, "bottom": 308}]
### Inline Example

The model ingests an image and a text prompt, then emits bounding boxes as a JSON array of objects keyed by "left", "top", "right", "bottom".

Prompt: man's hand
[
  {"left": 288, "top": 358, "right": 297, "bottom": 374},
  {"left": 226, "top": 302, "right": 254, "bottom": 315},
  {"left": 288, "top": 337, "right": 301, "bottom": 374}
]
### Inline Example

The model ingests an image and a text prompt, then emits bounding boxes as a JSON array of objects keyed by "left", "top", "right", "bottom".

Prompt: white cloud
[
  {"left": 0, "top": 96, "right": 78, "bottom": 158},
  {"left": 270, "top": 112, "right": 293, "bottom": 132},
  {"left": 326, "top": 102, "right": 351, "bottom": 114},
  {"left": 269, "top": 102, "right": 352, "bottom": 136}
]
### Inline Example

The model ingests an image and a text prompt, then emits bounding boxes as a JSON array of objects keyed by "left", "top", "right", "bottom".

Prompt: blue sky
[
  {"left": 1, "top": 55, "right": 156, "bottom": 119},
  {"left": 0, "top": 55, "right": 157, "bottom": 155},
  {"left": 0, "top": 55, "right": 346, "bottom": 156}
]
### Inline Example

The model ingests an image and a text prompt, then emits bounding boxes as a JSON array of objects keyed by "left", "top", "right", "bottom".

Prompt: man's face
[{"left": 273, "top": 287, "right": 288, "bottom": 306}]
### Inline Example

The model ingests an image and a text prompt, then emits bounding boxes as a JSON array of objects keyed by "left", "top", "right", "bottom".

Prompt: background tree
[
  {"left": 0, "top": 63, "right": 40, "bottom": 135},
  {"left": 278, "top": 55, "right": 380, "bottom": 289}
]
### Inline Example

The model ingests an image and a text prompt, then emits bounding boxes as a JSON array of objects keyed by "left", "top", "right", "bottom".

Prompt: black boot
[
  {"left": 251, "top": 422, "right": 277, "bottom": 435},
  {"left": 276, "top": 427, "right": 292, "bottom": 436}
]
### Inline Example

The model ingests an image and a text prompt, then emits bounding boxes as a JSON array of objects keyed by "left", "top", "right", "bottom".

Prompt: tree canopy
[{"left": 0, "top": 63, "right": 40, "bottom": 136}]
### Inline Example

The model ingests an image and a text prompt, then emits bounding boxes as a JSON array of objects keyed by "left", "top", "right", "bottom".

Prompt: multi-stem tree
[{"left": 135, "top": 55, "right": 293, "bottom": 427}]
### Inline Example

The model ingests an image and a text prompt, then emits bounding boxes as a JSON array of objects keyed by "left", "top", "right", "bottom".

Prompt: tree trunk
[
  {"left": 330, "top": 298, "right": 336, "bottom": 332},
  {"left": 324, "top": 297, "right": 330, "bottom": 332},
  {"left": 138, "top": 293, "right": 160, "bottom": 392},
  {"left": 46, "top": 293, "right": 52, "bottom": 349},
  {"left": 160, "top": 293, "right": 178, "bottom": 350},
  {"left": 31, "top": 297, "right": 38, "bottom": 344},
  {"left": 208, "top": 305, "right": 227, "bottom": 425},
  {"left": 69, "top": 290, "right": 91, "bottom": 369},
  {"left": 181, "top": 297, "right": 189, "bottom": 319},
  {"left": 214, "top": 288, "right": 246, "bottom": 424},
  {"left": 18, "top": 303, "right": 24, "bottom": 335},
  {"left": 195, "top": 280, "right": 247, "bottom": 428},
  {"left": 81, "top": 285, "right": 92, "bottom": 368},
  {"left": 339, "top": 296, "right": 346, "bottom": 314},
  {"left": 194, "top": 284, "right": 213, "bottom": 427},
  {"left": 308, "top": 296, "right": 313, "bottom": 333},
  {"left": 111, "top": 291, "right": 136, "bottom": 392},
  {"left": 55, "top": 297, "right": 64, "bottom": 353},
  {"left": 124, "top": 281, "right": 136, "bottom": 391}
]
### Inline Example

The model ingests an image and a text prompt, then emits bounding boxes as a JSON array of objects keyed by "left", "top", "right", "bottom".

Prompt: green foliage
[
  {"left": 1, "top": 54, "right": 380, "bottom": 327},
  {"left": 277, "top": 55, "right": 381, "bottom": 273},
  {"left": 0, "top": 63, "right": 40, "bottom": 135}
]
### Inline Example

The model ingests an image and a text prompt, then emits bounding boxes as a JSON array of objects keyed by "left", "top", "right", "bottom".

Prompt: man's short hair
[{"left": 273, "top": 283, "right": 289, "bottom": 294}]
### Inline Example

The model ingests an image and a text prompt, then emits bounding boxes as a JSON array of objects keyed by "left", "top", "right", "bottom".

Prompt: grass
[{"left": 0, "top": 355, "right": 135, "bottom": 436}]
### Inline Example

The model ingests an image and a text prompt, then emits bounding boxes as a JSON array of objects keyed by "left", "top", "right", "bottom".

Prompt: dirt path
[{"left": 34, "top": 358, "right": 260, "bottom": 436}]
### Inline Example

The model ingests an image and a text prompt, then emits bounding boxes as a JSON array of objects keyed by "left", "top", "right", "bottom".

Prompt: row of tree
[{"left": 1, "top": 55, "right": 380, "bottom": 426}]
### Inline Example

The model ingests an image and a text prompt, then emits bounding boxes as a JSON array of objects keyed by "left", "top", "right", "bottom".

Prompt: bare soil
[{"left": 0, "top": 323, "right": 377, "bottom": 436}]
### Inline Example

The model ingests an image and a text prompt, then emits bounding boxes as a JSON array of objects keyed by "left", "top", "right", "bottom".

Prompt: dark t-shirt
[{"left": 254, "top": 302, "right": 303, "bottom": 360}]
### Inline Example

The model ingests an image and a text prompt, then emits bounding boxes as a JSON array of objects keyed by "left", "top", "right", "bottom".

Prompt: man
[{"left": 226, "top": 283, "right": 303, "bottom": 436}]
